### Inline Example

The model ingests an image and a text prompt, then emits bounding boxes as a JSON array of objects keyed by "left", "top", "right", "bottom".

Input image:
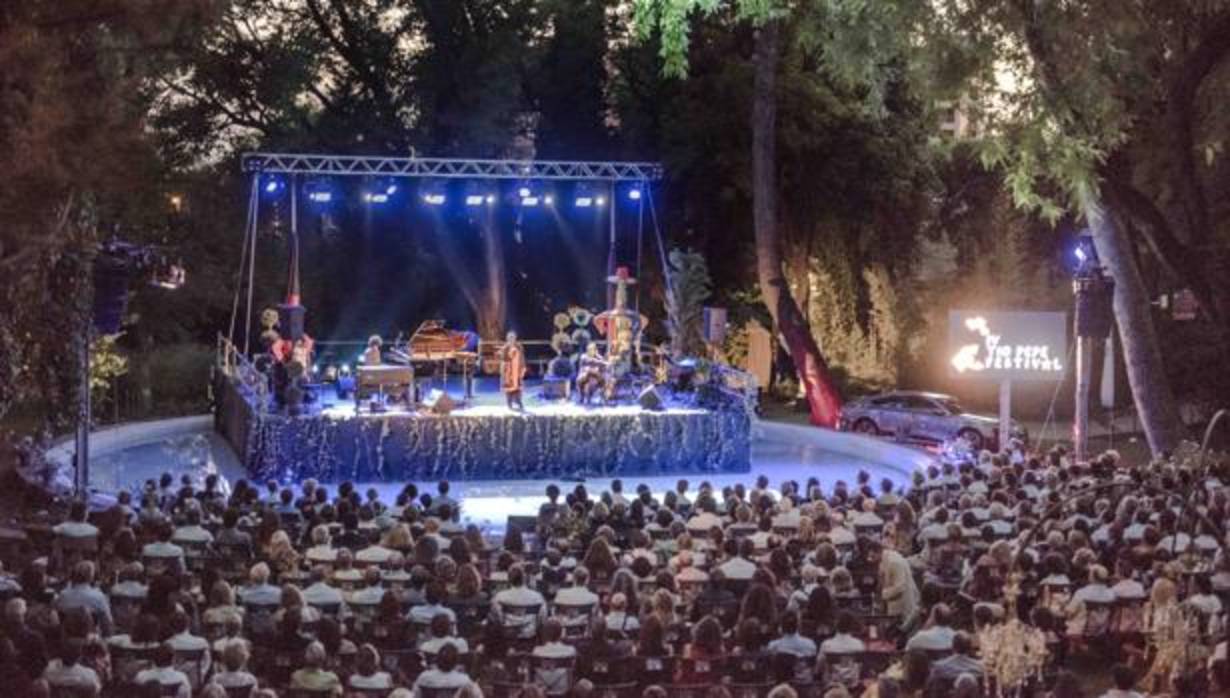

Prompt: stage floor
[{"left": 310, "top": 376, "right": 708, "bottom": 419}]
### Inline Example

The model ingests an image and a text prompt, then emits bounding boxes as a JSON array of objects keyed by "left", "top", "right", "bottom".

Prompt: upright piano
[{"left": 355, "top": 365, "right": 414, "bottom": 411}]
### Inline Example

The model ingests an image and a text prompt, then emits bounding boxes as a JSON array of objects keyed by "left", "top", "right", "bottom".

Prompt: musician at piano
[
  {"left": 498, "top": 330, "right": 527, "bottom": 411},
  {"left": 363, "top": 335, "right": 383, "bottom": 366},
  {"left": 577, "top": 342, "right": 610, "bottom": 406}
]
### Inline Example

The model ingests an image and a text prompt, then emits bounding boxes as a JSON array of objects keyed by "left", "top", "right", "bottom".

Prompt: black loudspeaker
[
  {"left": 423, "top": 389, "right": 456, "bottom": 416},
  {"left": 92, "top": 257, "right": 132, "bottom": 334},
  {"left": 1074, "top": 275, "right": 1115, "bottom": 339},
  {"left": 638, "top": 385, "right": 664, "bottom": 412},
  {"left": 278, "top": 303, "right": 306, "bottom": 341}
]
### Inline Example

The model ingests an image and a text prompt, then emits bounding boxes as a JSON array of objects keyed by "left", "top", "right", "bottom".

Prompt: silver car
[{"left": 838, "top": 390, "right": 1025, "bottom": 451}]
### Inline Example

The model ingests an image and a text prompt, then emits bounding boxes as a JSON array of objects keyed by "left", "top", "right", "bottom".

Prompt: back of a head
[
  {"left": 437, "top": 642, "right": 460, "bottom": 672},
  {"left": 1113, "top": 664, "right": 1136, "bottom": 690}
]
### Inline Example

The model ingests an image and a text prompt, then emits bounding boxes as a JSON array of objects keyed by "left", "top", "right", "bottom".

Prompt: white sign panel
[{"left": 948, "top": 310, "right": 1067, "bottom": 382}]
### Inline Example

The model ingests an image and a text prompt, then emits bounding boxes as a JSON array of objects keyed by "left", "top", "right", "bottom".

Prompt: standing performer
[{"left": 499, "top": 330, "right": 527, "bottom": 411}]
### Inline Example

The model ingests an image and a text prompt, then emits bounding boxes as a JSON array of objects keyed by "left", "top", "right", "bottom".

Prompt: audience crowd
[{"left": 4, "top": 439, "right": 1230, "bottom": 698}]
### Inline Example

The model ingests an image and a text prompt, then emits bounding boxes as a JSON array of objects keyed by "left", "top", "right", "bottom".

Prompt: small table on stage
[{"left": 355, "top": 365, "right": 414, "bottom": 412}]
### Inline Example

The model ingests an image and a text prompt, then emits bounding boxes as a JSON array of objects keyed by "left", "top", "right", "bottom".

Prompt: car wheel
[
  {"left": 854, "top": 418, "right": 879, "bottom": 436},
  {"left": 958, "top": 428, "right": 984, "bottom": 450}
]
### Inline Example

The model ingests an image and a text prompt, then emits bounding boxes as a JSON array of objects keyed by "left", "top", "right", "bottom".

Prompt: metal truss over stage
[{"left": 242, "top": 152, "right": 663, "bottom": 182}]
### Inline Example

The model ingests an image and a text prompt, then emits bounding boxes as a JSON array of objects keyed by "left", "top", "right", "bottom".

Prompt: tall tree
[
  {"left": 0, "top": 0, "right": 213, "bottom": 424},
  {"left": 929, "top": 0, "right": 1230, "bottom": 454},
  {"left": 631, "top": 0, "right": 924, "bottom": 426}
]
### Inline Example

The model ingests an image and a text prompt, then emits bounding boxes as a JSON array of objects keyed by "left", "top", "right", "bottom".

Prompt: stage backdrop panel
[{"left": 218, "top": 379, "right": 751, "bottom": 482}]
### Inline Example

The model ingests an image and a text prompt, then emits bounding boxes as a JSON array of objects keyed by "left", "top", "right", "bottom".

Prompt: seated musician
[
  {"left": 576, "top": 343, "right": 609, "bottom": 406},
  {"left": 363, "top": 335, "right": 382, "bottom": 366}
]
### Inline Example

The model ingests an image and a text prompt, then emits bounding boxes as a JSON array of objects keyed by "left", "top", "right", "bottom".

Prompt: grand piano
[{"left": 387, "top": 320, "right": 479, "bottom": 399}]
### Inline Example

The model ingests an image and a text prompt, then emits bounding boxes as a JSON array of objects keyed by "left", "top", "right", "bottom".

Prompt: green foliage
[
  {"left": 89, "top": 335, "right": 129, "bottom": 399},
  {"left": 665, "top": 248, "right": 713, "bottom": 356}
]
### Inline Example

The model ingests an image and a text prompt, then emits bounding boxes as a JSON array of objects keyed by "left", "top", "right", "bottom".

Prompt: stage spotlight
[
  {"left": 518, "top": 182, "right": 544, "bottom": 207},
  {"left": 386, "top": 183, "right": 398, "bottom": 195},
  {"left": 544, "top": 195, "right": 554, "bottom": 206},
  {"left": 628, "top": 185, "right": 643, "bottom": 201},
  {"left": 363, "top": 191, "right": 390, "bottom": 204},
  {"left": 574, "top": 183, "right": 606, "bottom": 208},
  {"left": 420, "top": 180, "right": 447, "bottom": 205},
  {"left": 305, "top": 179, "right": 334, "bottom": 204},
  {"left": 463, "top": 182, "right": 497, "bottom": 207},
  {"left": 264, "top": 177, "right": 285, "bottom": 195}
]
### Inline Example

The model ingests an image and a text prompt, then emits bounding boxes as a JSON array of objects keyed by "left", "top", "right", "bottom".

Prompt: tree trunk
[
  {"left": 476, "top": 221, "right": 507, "bottom": 340},
  {"left": 1087, "top": 200, "right": 1186, "bottom": 456},
  {"left": 752, "top": 21, "right": 842, "bottom": 427}
]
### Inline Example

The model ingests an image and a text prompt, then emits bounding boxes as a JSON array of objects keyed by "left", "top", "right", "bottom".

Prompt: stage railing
[{"left": 216, "top": 334, "right": 269, "bottom": 414}]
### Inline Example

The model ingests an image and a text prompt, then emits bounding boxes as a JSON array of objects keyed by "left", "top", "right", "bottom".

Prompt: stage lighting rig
[{"left": 628, "top": 184, "right": 643, "bottom": 201}]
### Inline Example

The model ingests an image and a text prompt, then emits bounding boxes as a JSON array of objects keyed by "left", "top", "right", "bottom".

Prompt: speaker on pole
[{"left": 1074, "top": 274, "right": 1115, "bottom": 339}]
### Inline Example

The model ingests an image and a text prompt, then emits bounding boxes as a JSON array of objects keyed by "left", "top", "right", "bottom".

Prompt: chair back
[
  {"left": 553, "top": 601, "right": 596, "bottom": 638},
  {"left": 243, "top": 600, "right": 280, "bottom": 636},
  {"left": 823, "top": 649, "right": 863, "bottom": 688},
  {"left": 727, "top": 682, "right": 773, "bottom": 698},
  {"left": 48, "top": 685, "right": 97, "bottom": 698},
  {"left": 1082, "top": 598, "right": 1115, "bottom": 636},
  {"left": 590, "top": 682, "right": 638, "bottom": 698},
  {"left": 173, "top": 646, "right": 208, "bottom": 688},
  {"left": 532, "top": 653, "right": 577, "bottom": 696},
  {"left": 500, "top": 602, "right": 543, "bottom": 639}
]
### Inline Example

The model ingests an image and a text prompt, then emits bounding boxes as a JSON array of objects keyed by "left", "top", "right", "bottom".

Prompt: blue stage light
[
  {"left": 308, "top": 191, "right": 333, "bottom": 204},
  {"left": 628, "top": 186, "right": 642, "bottom": 201},
  {"left": 518, "top": 186, "right": 532, "bottom": 198},
  {"left": 521, "top": 196, "right": 541, "bottom": 207},
  {"left": 422, "top": 193, "right": 446, "bottom": 205},
  {"left": 386, "top": 183, "right": 398, "bottom": 195},
  {"left": 363, "top": 192, "right": 390, "bottom": 204},
  {"left": 575, "top": 197, "right": 594, "bottom": 208},
  {"left": 465, "top": 195, "right": 485, "bottom": 207},
  {"left": 544, "top": 195, "right": 554, "bottom": 206},
  {"left": 264, "top": 177, "right": 285, "bottom": 194}
]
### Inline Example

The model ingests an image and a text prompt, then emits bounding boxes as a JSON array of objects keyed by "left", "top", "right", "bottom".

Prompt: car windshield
[{"left": 937, "top": 398, "right": 963, "bottom": 414}]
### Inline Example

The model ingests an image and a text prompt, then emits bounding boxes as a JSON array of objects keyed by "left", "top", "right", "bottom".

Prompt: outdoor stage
[{"left": 216, "top": 372, "right": 753, "bottom": 483}]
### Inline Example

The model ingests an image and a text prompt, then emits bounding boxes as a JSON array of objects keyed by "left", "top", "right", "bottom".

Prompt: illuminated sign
[{"left": 948, "top": 310, "right": 1067, "bottom": 382}]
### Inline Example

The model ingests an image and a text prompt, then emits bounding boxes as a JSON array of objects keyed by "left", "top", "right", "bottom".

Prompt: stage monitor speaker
[
  {"left": 278, "top": 303, "right": 306, "bottom": 341},
  {"left": 638, "top": 385, "right": 664, "bottom": 412},
  {"left": 703, "top": 306, "right": 728, "bottom": 344},
  {"left": 423, "top": 389, "right": 456, "bottom": 416}
]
